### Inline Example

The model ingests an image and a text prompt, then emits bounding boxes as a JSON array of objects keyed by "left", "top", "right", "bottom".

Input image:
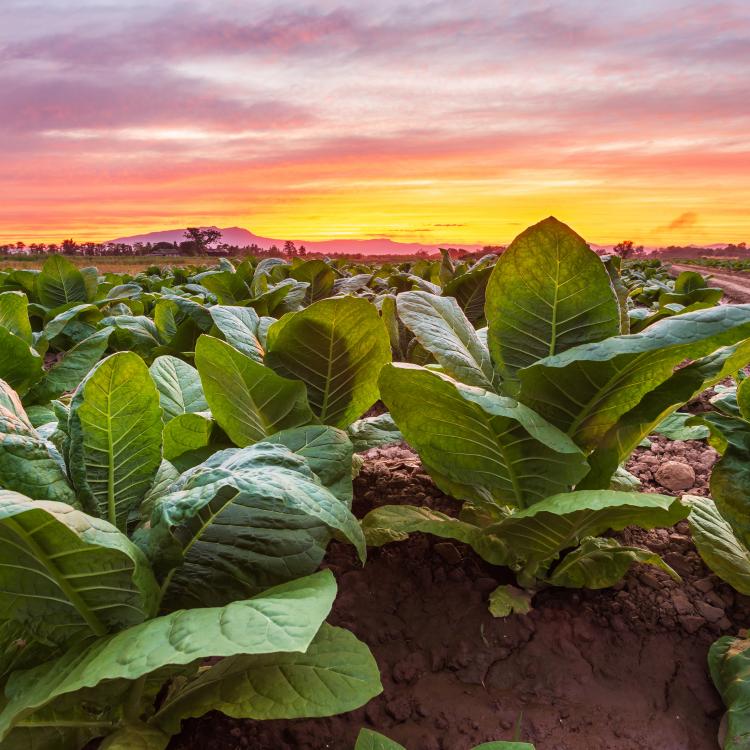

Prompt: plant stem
[{"left": 123, "top": 675, "right": 147, "bottom": 724}]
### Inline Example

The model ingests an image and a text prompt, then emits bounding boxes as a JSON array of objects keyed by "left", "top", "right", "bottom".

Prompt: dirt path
[{"left": 671, "top": 263, "right": 750, "bottom": 303}]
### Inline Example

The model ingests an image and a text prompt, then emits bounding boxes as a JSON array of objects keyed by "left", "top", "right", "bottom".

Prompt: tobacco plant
[
  {"left": 363, "top": 217, "right": 750, "bottom": 598},
  {"left": 0, "top": 350, "right": 381, "bottom": 749}
]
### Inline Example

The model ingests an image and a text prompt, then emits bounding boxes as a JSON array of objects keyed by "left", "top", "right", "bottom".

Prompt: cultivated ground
[{"left": 168, "top": 433, "right": 741, "bottom": 750}]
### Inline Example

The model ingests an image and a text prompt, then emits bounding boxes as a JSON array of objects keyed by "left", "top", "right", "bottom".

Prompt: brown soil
[
  {"left": 170, "top": 442, "right": 748, "bottom": 750},
  {"left": 627, "top": 435, "right": 717, "bottom": 496}
]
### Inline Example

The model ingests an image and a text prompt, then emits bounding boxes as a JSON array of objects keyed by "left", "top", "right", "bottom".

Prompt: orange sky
[{"left": 1, "top": 1, "right": 749, "bottom": 248}]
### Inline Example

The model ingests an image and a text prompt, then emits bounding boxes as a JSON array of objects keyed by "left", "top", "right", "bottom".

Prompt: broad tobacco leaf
[
  {"left": 25, "top": 327, "right": 113, "bottom": 405},
  {"left": 687, "top": 496, "right": 750, "bottom": 595},
  {"left": 0, "top": 327, "right": 43, "bottom": 396},
  {"left": 397, "top": 291, "right": 495, "bottom": 390},
  {"left": 195, "top": 335, "right": 313, "bottom": 446},
  {"left": 0, "top": 571, "right": 337, "bottom": 744},
  {"left": 162, "top": 412, "right": 213, "bottom": 461},
  {"left": 709, "top": 636, "right": 750, "bottom": 750},
  {"left": 486, "top": 217, "right": 620, "bottom": 390},
  {"left": 0, "top": 291, "right": 33, "bottom": 343},
  {"left": 519, "top": 305, "right": 750, "bottom": 453},
  {"left": 262, "top": 424, "right": 355, "bottom": 504},
  {"left": 0, "top": 491, "right": 158, "bottom": 649},
  {"left": 486, "top": 490, "right": 687, "bottom": 579},
  {"left": 379, "top": 363, "right": 588, "bottom": 509},
  {"left": 35, "top": 256, "right": 88, "bottom": 308},
  {"left": 154, "top": 624, "right": 381, "bottom": 732},
  {"left": 68, "top": 352, "right": 163, "bottom": 530},
  {"left": 144, "top": 443, "right": 365, "bottom": 608},
  {"left": 208, "top": 305, "right": 265, "bottom": 363},
  {"left": 0, "top": 381, "right": 76, "bottom": 503},
  {"left": 547, "top": 536, "right": 678, "bottom": 588},
  {"left": 361, "top": 504, "right": 506, "bottom": 564},
  {"left": 266, "top": 297, "right": 392, "bottom": 429},
  {"left": 149, "top": 355, "right": 208, "bottom": 423},
  {"left": 580, "top": 340, "right": 750, "bottom": 488}
]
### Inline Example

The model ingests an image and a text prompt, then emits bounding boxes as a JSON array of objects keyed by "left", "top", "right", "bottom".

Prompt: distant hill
[{"left": 110, "top": 226, "right": 483, "bottom": 256}]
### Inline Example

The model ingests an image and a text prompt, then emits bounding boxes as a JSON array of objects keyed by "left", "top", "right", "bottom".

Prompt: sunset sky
[{"left": 1, "top": 0, "right": 749, "bottom": 247}]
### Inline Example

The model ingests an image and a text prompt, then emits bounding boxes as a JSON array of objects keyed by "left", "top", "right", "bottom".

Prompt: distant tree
[
  {"left": 184, "top": 227, "right": 222, "bottom": 255},
  {"left": 612, "top": 240, "right": 644, "bottom": 259},
  {"left": 179, "top": 240, "right": 199, "bottom": 257},
  {"left": 268, "top": 244, "right": 282, "bottom": 258},
  {"left": 298, "top": 244, "right": 307, "bottom": 257},
  {"left": 61, "top": 239, "right": 78, "bottom": 255},
  {"left": 283, "top": 240, "right": 297, "bottom": 257}
]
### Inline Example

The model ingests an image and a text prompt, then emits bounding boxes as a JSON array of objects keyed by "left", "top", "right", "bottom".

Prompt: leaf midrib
[{"left": 4, "top": 516, "right": 108, "bottom": 637}]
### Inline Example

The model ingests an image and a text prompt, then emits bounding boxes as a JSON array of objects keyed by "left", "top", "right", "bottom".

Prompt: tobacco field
[{"left": 1, "top": 217, "right": 749, "bottom": 750}]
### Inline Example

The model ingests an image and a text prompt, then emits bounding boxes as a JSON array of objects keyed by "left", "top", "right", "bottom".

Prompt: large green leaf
[
  {"left": 144, "top": 443, "right": 365, "bottom": 608},
  {"left": 162, "top": 412, "right": 213, "bottom": 461},
  {"left": 580, "top": 340, "right": 750, "bottom": 488},
  {"left": 518, "top": 305, "right": 750, "bottom": 452},
  {"left": 547, "top": 536, "right": 678, "bottom": 588},
  {"left": 442, "top": 265, "right": 493, "bottom": 325},
  {"left": 487, "top": 490, "right": 687, "bottom": 579},
  {"left": 703, "top": 416, "right": 750, "bottom": 548},
  {"left": 43, "top": 303, "right": 101, "bottom": 341},
  {"left": 709, "top": 636, "right": 750, "bottom": 750},
  {"left": 485, "top": 217, "right": 620, "bottom": 390},
  {"left": 104, "top": 315, "right": 161, "bottom": 357},
  {"left": 0, "top": 706, "right": 107, "bottom": 750},
  {"left": 35, "top": 256, "right": 88, "bottom": 308},
  {"left": 25, "top": 327, "right": 113, "bottom": 405},
  {"left": 0, "top": 327, "right": 43, "bottom": 396},
  {"left": 737, "top": 377, "right": 750, "bottom": 420},
  {"left": 348, "top": 413, "right": 402, "bottom": 452},
  {"left": 0, "top": 571, "right": 337, "bottom": 742},
  {"left": 379, "top": 364, "right": 588, "bottom": 508},
  {"left": 266, "top": 297, "right": 391, "bottom": 428},
  {"left": 68, "top": 352, "right": 163, "bottom": 530},
  {"left": 197, "top": 271, "right": 251, "bottom": 305},
  {"left": 0, "top": 491, "right": 158, "bottom": 648},
  {"left": 195, "top": 335, "right": 313, "bottom": 446},
  {"left": 208, "top": 305, "right": 264, "bottom": 363},
  {"left": 289, "top": 259, "right": 336, "bottom": 303},
  {"left": 362, "top": 504, "right": 506, "bottom": 564},
  {"left": 149, "top": 355, "right": 208, "bottom": 423},
  {"left": 397, "top": 291, "right": 494, "bottom": 389},
  {"left": 0, "top": 382, "right": 76, "bottom": 504},
  {"left": 688, "top": 496, "right": 750, "bottom": 595},
  {"left": 154, "top": 624, "right": 381, "bottom": 733},
  {"left": 0, "top": 291, "right": 32, "bottom": 343},
  {"left": 262, "top": 424, "right": 355, "bottom": 504}
]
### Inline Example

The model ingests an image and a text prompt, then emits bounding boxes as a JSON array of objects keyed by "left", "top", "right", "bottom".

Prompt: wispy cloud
[{"left": 658, "top": 211, "right": 700, "bottom": 232}]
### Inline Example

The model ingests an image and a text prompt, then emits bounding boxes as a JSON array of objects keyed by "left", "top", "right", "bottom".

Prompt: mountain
[{"left": 109, "top": 226, "right": 483, "bottom": 256}]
